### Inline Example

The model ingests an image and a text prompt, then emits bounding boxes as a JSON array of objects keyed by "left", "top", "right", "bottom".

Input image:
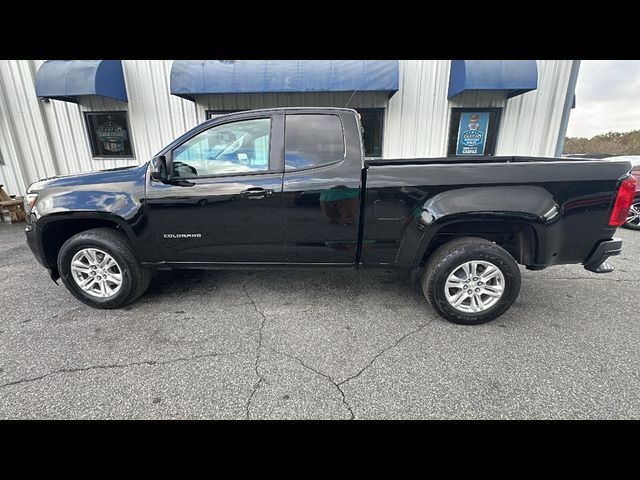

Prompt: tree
[{"left": 564, "top": 130, "right": 640, "bottom": 155}]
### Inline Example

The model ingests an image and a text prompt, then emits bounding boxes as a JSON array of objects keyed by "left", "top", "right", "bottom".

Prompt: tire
[
  {"left": 622, "top": 201, "right": 640, "bottom": 230},
  {"left": 421, "top": 237, "right": 521, "bottom": 325},
  {"left": 57, "top": 228, "right": 151, "bottom": 309}
]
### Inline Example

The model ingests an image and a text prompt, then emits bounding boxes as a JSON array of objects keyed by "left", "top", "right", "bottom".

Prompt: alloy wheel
[
  {"left": 626, "top": 202, "right": 640, "bottom": 227},
  {"left": 444, "top": 260, "right": 505, "bottom": 313},
  {"left": 70, "top": 248, "right": 123, "bottom": 298}
]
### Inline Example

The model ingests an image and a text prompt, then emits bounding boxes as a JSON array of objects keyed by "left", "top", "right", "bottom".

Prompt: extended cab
[{"left": 24, "top": 108, "right": 637, "bottom": 324}]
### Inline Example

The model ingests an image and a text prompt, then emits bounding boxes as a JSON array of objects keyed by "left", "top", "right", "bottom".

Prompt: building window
[
  {"left": 356, "top": 108, "right": 384, "bottom": 157},
  {"left": 447, "top": 108, "right": 501, "bottom": 157},
  {"left": 84, "top": 111, "right": 134, "bottom": 158},
  {"left": 206, "top": 110, "right": 244, "bottom": 120}
]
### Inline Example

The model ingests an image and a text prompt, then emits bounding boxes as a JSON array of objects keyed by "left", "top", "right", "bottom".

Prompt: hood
[{"left": 27, "top": 164, "right": 147, "bottom": 193}]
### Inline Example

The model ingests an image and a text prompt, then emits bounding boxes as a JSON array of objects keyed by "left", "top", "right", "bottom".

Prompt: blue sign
[{"left": 456, "top": 111, "right": 490, "bottom": 155}]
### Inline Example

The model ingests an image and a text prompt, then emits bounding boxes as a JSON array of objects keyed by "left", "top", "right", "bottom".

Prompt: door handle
[{"left": 240, "top": 188, "right": 274, "bottom": 200}]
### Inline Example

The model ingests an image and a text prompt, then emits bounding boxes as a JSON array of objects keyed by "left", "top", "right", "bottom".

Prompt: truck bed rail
[{"left": 364, "top": 156, "right": 606, "bottom": 167}]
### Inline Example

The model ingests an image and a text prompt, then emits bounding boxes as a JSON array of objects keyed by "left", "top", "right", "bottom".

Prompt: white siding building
[{"left": 0, "top": 60, "right": 579, "bottom": 196}]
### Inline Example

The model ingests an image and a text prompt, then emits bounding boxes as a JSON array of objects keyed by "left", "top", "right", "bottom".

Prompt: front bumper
[
  {"left": 25, "top": 221, "right": 47, "bottom": 268},
  {"left": 583, "top": 238, "right": 622, "bottom": 273}
]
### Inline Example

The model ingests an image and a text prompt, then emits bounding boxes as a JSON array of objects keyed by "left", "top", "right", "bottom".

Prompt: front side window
[
  {"left": 172, "top": 118, "right": 271, "bottom": 177},
  {"left": 85, "top": 111, "right": 134, "bottom": 158},
  {"left": 285, "top": 114, "right": 344, "bottom": 170}
]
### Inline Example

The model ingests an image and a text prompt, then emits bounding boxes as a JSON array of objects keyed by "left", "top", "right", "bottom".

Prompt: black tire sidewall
[
  {"left": 428, "top": 243, "right": 520, "bottom": 325},
  {"left": 58, "top": 236, "right": 134, "bottom": 308}
]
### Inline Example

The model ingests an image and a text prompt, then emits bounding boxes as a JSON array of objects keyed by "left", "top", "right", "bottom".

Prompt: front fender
[
  {"left": 36, "top": 211, "right": 141, "bottom": 245},
  {"left": 27, "top": 163, "right": 161, "bottom": 264},
  {"left": 32, "top": 177, "right": 148, "bottom": 250},
  {"left": 396, "top": 185, "right": 559, "bottom": 269},
  {"left": 36, "top": 188, "right": 142, "bottom": 220}
]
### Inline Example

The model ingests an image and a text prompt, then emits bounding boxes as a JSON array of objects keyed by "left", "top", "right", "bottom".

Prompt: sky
[{"left": 566, "top": 60, "right": 640, "bottom": 138}]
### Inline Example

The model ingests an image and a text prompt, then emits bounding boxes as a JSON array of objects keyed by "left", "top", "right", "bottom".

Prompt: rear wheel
[
  {"left": 58, "top": 228, "right": 151, "bottom": 309},
  {"left": 421, "top": 237, "right": 521, "bottom": 325},
  {"left": 623, "top": 201, "right": 640, "bottom": 230}
]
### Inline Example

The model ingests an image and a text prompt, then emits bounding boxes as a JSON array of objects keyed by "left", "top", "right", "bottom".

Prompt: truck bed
[{"left": 361, "top": 156, "right": 632, "bottom": 269}]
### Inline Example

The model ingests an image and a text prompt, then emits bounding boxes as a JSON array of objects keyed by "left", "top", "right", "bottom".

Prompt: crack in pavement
[
  {"left": 270, "top": 318, "right": 436, "bottom": 419},
  {"left": 523, "top": 276, "right": 640, "bottom": 282},
  {"left": 243, "top": 279, "right": 268, "bottom": 420},
  {"left": 0, "top": 350, "right": 237, "bottom": 390},
  {"left": 561, "top": 266, "right": 582, "bottom": 278},
  {"left": 272, "top": 347, "right": 355, "bottom": 420},
  {"left": 338, "top": 318, "right": 436, "bottom": 388}
]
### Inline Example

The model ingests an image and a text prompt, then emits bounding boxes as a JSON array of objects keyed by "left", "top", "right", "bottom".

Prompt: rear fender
[{"left": 396, "top": 185, "right": 558, "bottom": 269}]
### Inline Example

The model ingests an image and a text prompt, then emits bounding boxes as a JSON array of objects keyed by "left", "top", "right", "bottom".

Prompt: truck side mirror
[{"left": 151, "top": 155, "right": 168, "bottom": 181}]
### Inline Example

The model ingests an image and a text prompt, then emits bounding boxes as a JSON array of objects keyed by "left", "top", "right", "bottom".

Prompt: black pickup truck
[{"left": 24, "top": 108, "right": 637, "bottom": 325}]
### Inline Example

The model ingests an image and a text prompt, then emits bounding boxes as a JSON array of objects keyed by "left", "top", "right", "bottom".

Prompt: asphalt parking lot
[{"left": 0, "top": 223, "right": 638, "bottom": 419}]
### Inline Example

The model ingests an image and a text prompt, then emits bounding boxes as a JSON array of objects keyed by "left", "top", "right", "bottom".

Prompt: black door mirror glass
[{"left": 151, "top": 155, "right": 168, "bottom": 181}]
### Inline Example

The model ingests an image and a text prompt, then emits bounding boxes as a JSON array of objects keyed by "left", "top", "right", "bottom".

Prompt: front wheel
[
  {"left": 57, "top": 228, "right": 151, "bottom": 309},
  {"left": 623, "top": 201, "right": 640, "bottom": 230},
  {"left": 421, "top": 237, "right": 521, "bottom": 325}
]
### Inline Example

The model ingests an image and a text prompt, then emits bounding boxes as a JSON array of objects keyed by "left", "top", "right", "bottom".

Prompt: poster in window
[
  {"left": 96, "top": 121, "right": 128, "bottom": 154},
  {"left": 85, "top": 112, "right": 134, "bottom": 158},
  {"left": 456, "top": 111, "right": 490, "bottom": 156}
]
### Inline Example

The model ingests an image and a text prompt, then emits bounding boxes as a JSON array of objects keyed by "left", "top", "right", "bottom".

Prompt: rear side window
[{"left": 285, "top": 114, "right": 344, "bottom": 170}]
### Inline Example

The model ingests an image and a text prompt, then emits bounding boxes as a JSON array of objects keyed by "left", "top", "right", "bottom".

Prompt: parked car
[
  {"left": 23, "top": 108, "right": 637, "bottom": 325},
  {"left": 606, "top": 156, "right": 640, "bottom": 230}
]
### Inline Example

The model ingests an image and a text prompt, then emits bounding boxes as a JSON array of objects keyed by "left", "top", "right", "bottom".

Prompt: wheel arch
[
  {"left": 37, "top": 213, "right": 137, "bottom": 280},
  {"left": 410, "top": 215, "right": 541, "bottom": 270}
]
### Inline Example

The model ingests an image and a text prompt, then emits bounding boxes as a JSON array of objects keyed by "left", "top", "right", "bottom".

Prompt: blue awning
[
  {"left": 35, "top": 60, "right": 128, "bottom": 103},
  {"left": 447, "top": 60, "right": 538, "bottom": 99},
  {"left": 170, "top": 60, "right": 399, "bottom": 101}
]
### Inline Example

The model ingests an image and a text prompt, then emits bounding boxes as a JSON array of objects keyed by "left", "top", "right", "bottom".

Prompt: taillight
[{"left": 608, "top": 175, "right": 637, "bottom": 227}]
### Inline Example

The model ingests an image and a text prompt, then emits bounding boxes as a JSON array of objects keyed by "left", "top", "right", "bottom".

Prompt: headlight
[{"left": 24, "top": 193, "right": 38, "bottom": 214}]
